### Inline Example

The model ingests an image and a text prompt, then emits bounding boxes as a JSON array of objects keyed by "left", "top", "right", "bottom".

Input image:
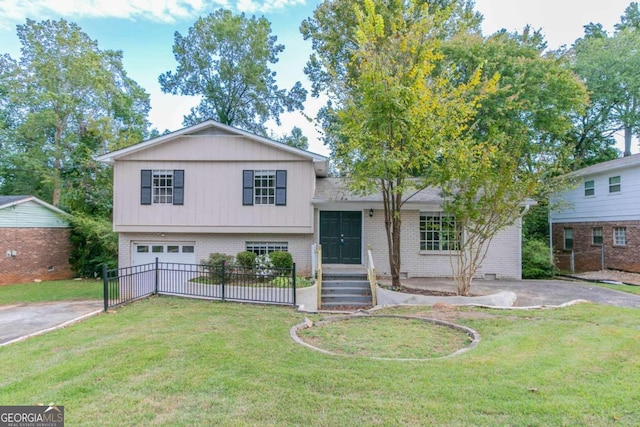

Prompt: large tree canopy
[
  {"left": 436, "top": 29, "right": 587, "bottom": 294},
  {"left": 303, "top": 0, "right": 587, "bottom": 293},
  {"left": 571, "top": 4, "right": 640, "bottom": 160},
  {"left": 159, "top": 9, "right": 307, "bottom": 135},
  {"left": 0, "top": 19, "right": 150, "bottom": 209},
  {"left": 304, "top": 0, "right": 491, "bottom": 289}
]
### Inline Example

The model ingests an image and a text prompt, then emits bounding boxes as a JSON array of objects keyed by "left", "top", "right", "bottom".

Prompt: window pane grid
[
  {"left": 420, "top": 213, "right": 460, "bottom": 251},
  {"left": 614, "top": 227, "right": 626, "bottom": 246},
  {"left": 153, "top": 170, "right": 173, "bottom": 204},
  {"left": 246, "top": 242, "right": 288, "bottom": 256},
  {"left": 254, "top": 170, "right": 276, "bottom": 205},
  {"left": 592, "top": 227, "right": 603, "bottom": 245}
]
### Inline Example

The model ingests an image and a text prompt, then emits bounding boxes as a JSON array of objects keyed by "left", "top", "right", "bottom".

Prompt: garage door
[{"left": 133, "top": 243, "right": 196, "bottom": 266}]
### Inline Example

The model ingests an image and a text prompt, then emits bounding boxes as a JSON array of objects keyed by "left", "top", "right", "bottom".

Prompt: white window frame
[
  {"left": 592, "top": 227, "right": 603, "bottom": 245},
  {"left": 246, "top": 242, "right": 289, "bottom": 256},
  {"left": 609, "top": 176, "right": 621, "bottom": 193},
  {"left": 564, "top": 228, "right": 574, "bottom": 250},
  {"left": 584, "top": 180, "right": 595, "bottom": 197},
  {"left": 254, "top": 170, "right": 276, "bottom": 205},
  {"left": 420, "top": 212, "right": 461, "bottom": 251},
  {"left": 613, "top": 227, "right": 627, "bottom": 246},
  {"left": 153, "top": 170, "right": 173, "bottom": 204}
]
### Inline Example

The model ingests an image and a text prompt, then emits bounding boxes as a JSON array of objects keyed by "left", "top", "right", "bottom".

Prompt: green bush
[
  {"left": 522, "top": 239, "right": 556, "bottom": 279},
  {"left": 269, "top": 251, "right": 293, "bottom": 269},
  {"left": 236, "top": 251, "right": 257, "bottom": 269},
  {"left": 68, "top": 213, "right": 118, "bottom": 278},
  {"left": 270, "top": 275, "right": 313, "bottom": 288},
  {"left": 200, "top": 253, "right": 235, "bottom": 282}
]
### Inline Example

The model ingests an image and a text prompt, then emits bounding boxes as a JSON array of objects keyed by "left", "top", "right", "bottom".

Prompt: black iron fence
[{"left": 103, "top": 260, "right": 297, "bottom": 311}]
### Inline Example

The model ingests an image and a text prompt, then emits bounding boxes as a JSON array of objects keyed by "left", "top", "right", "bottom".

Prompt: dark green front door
[{"left": 319, "top": 211, "right": 362, "bottom": 264}]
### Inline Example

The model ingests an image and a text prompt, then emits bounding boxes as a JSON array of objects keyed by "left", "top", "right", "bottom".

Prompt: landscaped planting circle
[{"left": 291, "top": 314, "right": 480, "bottom": 361}]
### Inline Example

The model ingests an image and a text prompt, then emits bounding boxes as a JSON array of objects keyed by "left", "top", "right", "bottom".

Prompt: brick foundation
[
  {"left": 0, "top": 228, "right": 74, "bottom": 285},
  {"left": 552, "top": 221, "right": 640, "bottom": 273}
]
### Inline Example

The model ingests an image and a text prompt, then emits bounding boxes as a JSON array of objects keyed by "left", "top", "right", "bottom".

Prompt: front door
[{"left": 319, "top": 211, "right": 362, "bottom": 264}]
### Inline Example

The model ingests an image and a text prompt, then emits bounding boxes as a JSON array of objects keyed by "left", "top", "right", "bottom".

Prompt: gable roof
[
  {"left": 96, "top": 119, "right": 330, "bottom": 177},
  {"left": 0, "top": 195, "right": 69, "bottom": 215},
  {"left": 568, "top": 153, "right": 640, "bottom": 178}
]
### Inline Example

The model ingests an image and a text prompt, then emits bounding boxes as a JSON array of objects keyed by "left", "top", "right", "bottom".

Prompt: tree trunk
[
  {"left": 382, "top": 180, "right": 403, "bottom": 290},
  {"left": 624, "top": 125, "right": 632, "bottom": 157}
]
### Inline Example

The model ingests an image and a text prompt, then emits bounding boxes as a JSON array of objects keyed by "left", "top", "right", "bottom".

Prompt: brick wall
[
  {"left": 364, "top": 209, "right": 522, "bottom": 279},
  {"left": 0, "top": 227, "right": 74, "bottom": 285},
  {"left": 118, "top": 232, "right": 315, "bottom": 276},
  {"left": 552, "top": 221, "right": 640, "bottom": 273}
]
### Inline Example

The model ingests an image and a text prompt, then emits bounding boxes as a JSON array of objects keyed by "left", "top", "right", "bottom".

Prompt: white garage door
[{"left": 133, "top": 243, "right": 196, "bottom": 266}]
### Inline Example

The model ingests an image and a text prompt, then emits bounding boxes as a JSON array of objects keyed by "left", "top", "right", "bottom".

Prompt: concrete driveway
[
  {"left": 400, "top": 278, "right": 640, "bottom": 308},
  {"left": 0, "top": 300, "right": 103, "bottom": 346}
]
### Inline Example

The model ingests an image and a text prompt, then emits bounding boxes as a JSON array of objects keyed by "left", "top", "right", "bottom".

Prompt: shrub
[
  {"left": 67, "top": 213, "right": 118, "bottom": 278},
  {"left": 255, "top": 254, "right": 274, "bottom": 277},
  {"left": 201, "top": 253, "right": 234, "bottom": 282},
  {"left": 269, "top": 251, "right": 293, "bottom": 269},
  {"left": 270, "top": 275, "right": 313, "bottom": 288},
  {"left": 236, "top": 251, "right": 257, "bottom": 269},
  {"left": 522, "top": 239, "right": 556, "bottom": 279}
]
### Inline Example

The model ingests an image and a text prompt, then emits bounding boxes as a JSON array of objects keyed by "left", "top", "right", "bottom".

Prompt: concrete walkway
[
  {"left": 397, "top": 278, "right": 640, "bottom": 308},
  {"left": 0, "top": 300, "right": 103, "bottom": 346}
]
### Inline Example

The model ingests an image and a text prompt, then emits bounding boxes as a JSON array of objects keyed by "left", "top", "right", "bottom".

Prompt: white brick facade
[
  {"left": 363, "top": 209, "right": 521, "bottom": 279},
  {"left": 119, "top": 232, "right": 315, "bottom": 275}
]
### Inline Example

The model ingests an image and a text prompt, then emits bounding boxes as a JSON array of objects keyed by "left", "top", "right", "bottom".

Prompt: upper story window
[
  {"left": 420, "top": 212, "right": 461, "bottom": 251},
  {"left": 254, "top": 170, "right": 276, "bottom": 205},
  {"left": 592, "top": 227, "right": 603, "bottom": 245},
  {"left": 153, "top": 170, "right": 173, "bottom": 204},
  {"left": 613, "top": 227, "right": 627, "bottom": 246},
  {"left": 243, "top": 170, "right": 287, "bottom": 206},
  {"left": 564, "top": 228, "right": 573, "bottom": 250},
  {"left": 141, "top": 169, "right": 184, "bottom": 205},
  {"left": 584, "top": 180, "right": 595, "bottom": 197},
  {"left": 609, "top": 176, "right": 621, "bottom": 193}
]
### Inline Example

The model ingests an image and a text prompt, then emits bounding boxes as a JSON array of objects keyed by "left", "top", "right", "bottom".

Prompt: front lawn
[
  {"left": 0, "top": 279, "right": 102, "bottom": 305},
  {"left": 1, "top": 297, "right": 638, "bottom": 425}
]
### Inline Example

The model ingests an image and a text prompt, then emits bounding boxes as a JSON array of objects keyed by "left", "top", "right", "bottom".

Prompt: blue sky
[{"left": 0, "top": 0, "right": 636, "bottom": 156}]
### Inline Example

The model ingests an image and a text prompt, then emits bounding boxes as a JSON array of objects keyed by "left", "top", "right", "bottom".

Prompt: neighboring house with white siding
[
  {"left": 0, "top": 195, "right": 74, "bottom": 285},
  {"left": 549, "top": 154, "right": 640, "bottom": 273},
  {"left": 98, "top": 119, "right": 525, "bottom": 280}
]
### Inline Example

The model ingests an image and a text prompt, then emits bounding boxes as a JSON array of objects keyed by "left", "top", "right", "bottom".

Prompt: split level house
[
  {"left": 97, "top": 119, "right": 525, "bottom": 280},
  {"left": 550, "top": 153, "right": 640, "bottom": 273}
]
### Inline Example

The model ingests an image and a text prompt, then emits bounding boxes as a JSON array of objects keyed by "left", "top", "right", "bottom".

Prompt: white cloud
[{"left": 0, "top": 0, "right": 306, "bottom": 27}]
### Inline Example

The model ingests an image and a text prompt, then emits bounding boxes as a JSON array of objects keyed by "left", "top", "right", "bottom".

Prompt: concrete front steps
[{"left": 321, "top": 267, "right": 372, "bottom": 310}]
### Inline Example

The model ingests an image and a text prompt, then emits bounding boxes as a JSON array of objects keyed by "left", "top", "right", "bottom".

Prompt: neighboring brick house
[
  {"left": 0, "top": 196, "right": 74, "bottom": 285},
  {"left": 97, "top": 119, "right": 527, "bottom": 280},
  {"left": 550, "top": 154, "right": 640, "bottom": 273}
]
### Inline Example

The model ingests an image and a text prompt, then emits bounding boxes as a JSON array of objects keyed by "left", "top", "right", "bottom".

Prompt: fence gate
[{"left": 104, "top": 260, "right": 296, "bottom": 311}]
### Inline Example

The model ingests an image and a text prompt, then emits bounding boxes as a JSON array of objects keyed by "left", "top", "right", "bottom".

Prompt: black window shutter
[
  {"left": 275, "top": 170, "right": 287, "bottom": 206},
  {"left": 141, "top": 170, "right": 152, "bottom": 205},
  {"left": 173, "top": 170, "right": 184, "bottom": 205},
  {"left": 243, "top": 170, "right": 254, "bottom": 206}
]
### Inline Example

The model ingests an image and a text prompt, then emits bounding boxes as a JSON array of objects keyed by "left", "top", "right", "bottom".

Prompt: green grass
[
  {"left": 299, "top": 315, "right": 471, "bottom": 358},
  {"left": 586, "top": 281, "right": 640, "bottom": 296},
  {"left": 1, "top": 297, "right": 639, "bottom": 425},
  {"left": 0, "top": 279, "right": 102, "bottom": 305}
]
